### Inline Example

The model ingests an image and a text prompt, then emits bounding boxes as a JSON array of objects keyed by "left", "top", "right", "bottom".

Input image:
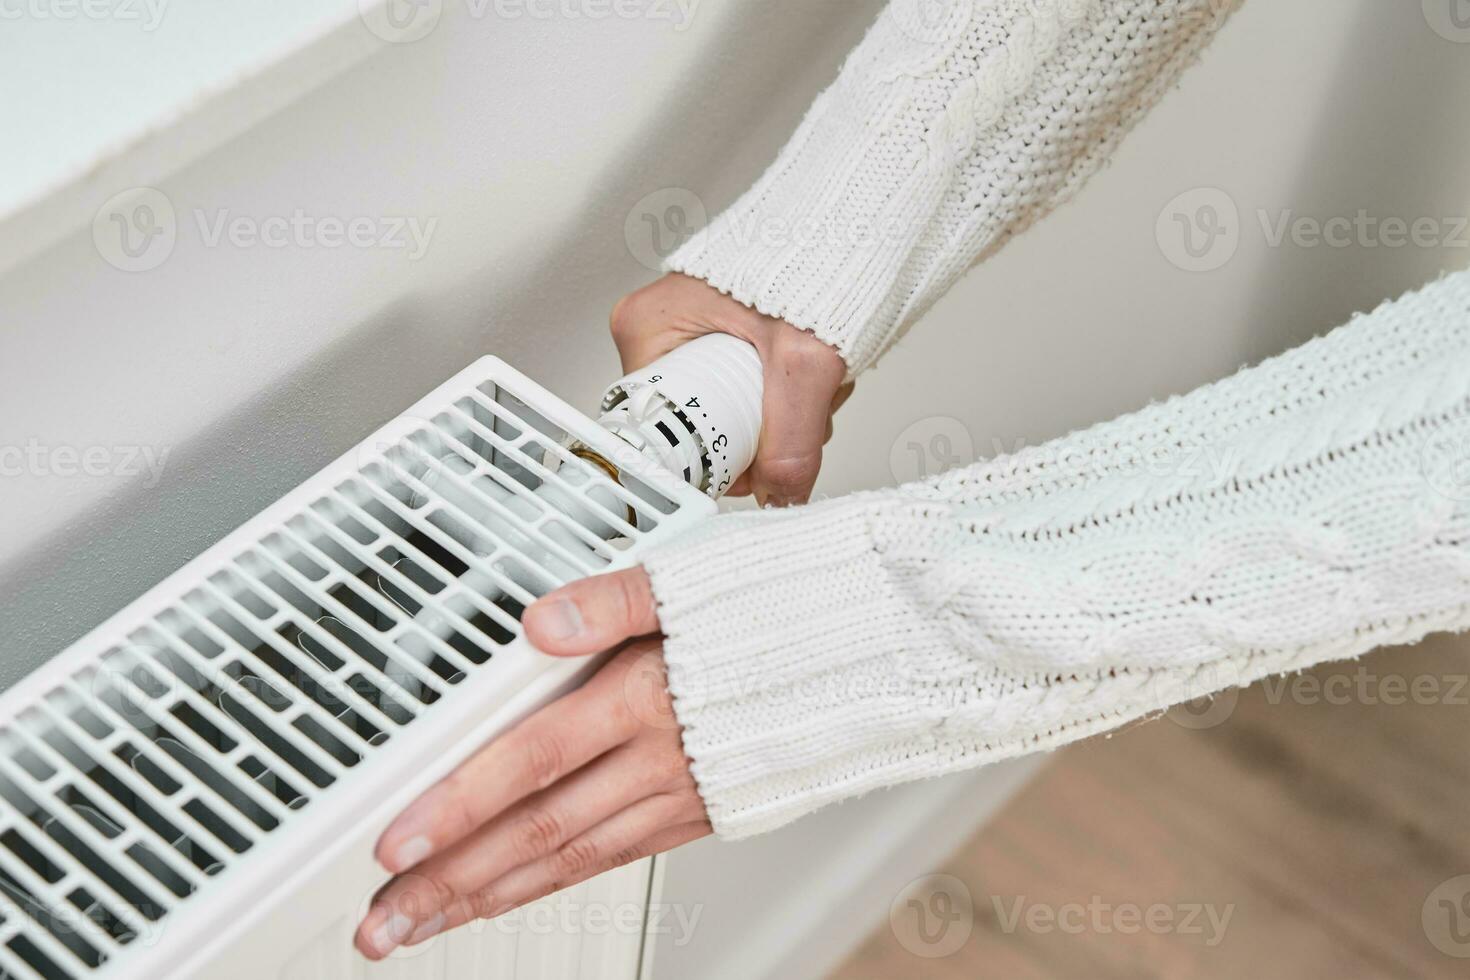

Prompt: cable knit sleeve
[
  {"left": 644, "top": 272, "right": 1470, "bottom": 839},
  {"left": 667, "top": 0, "right": 1241, "bottom": 376}
]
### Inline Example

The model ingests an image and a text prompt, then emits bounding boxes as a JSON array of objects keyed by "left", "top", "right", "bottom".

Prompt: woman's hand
[
  {"left": 354, "top": 568, "right": 706, "bottom": 960},
  {"left": 612, "top": 273, "right": 852, "bottom": 506}
]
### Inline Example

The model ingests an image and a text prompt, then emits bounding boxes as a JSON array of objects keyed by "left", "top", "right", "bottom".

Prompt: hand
[
  {"left": 354, "top": 567, "right": 707, "bottom": 960},
  {"left": 612, "top": 273, "right": 853, "bottom": 506}
]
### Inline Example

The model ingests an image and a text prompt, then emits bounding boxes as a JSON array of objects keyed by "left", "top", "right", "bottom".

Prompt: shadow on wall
[{"left": 0, "top": 291, "right": 429, "bottom": 691}]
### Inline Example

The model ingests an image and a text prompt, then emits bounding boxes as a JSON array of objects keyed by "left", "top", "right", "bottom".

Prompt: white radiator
[{"left": 0, "top": 341, "right": 761, "bottom": 979}]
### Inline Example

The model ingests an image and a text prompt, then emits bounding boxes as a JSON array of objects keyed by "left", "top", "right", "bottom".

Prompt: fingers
[
  {"left": 385, "top": 802, "right": 711, "bottom": 954},
  {"left": 832, "top": 380, "right": 856, "bottom": 415},
  {"left": 421, "top": 742, "right": 659, "bottom": 895},
  {"left": 750, "top": 328, "right": 846, "bottom": 507},
  {"left": 609, "top": 291, "right": 683, "bottom": 373},
  {"left": 357, "top": 643, "right": 704, "bottom": 961},
  {"left": 373, "top": 663, "right": 639, "bottom": 875},
  {"left": 358, "top": 744, "right": 670, "bottom": 959},
  {"left": 476, "top": 809, "right": 709, "bottom": 919},
  {"left": 609, "top": 274, "right": 734, "bottom": 372},
  {"left": 522, "top": 567, "right": 659, "bottom": 657},
  {"left": 607, "top": 273, "right": 852, "bottom": 506}
]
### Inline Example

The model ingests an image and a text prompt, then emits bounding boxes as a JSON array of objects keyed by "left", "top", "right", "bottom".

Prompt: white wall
[{"left": 1, "top": 1, "right": 1467, "bottom": 978}]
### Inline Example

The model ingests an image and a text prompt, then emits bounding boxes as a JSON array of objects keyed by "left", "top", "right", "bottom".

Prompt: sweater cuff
[
  {"left": 664, "top": 196, "right": 901, "bottom": 381},
  {"left": 642, "top": 498, "right": 943, "bottom": 838},
  {"left": 659, "top": 10, "right": 943, "bottom": 379},
  {"left": 662, "top": 108, "right": 946, "bottom": 381}
]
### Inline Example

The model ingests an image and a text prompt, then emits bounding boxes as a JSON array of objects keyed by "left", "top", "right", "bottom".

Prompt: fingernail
[
  {"left": 392, "top": 835, "right": 432, "bottom": 871},
  {"left": 534, "top": 598, "right": 583, "bottom": 641},
  {"left": 406, "top": 912, "right": 446, "bottom": 946},
  {"left": 369, "top": 913, "right": 414, "bottom": 957}
]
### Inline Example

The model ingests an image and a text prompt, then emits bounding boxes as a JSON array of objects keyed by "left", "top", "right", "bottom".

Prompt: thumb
[{"left": 521, "top": 567, "right": 660, "bottom": 656}]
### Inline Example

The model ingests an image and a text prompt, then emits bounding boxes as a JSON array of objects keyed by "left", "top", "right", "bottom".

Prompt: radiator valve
[{"left": 591, "top": 334, "right": 763, "bottom": 502}]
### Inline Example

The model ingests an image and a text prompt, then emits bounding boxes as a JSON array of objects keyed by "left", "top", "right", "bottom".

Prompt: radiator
[{"left": 0, "top": 337, "right": 761, "bottom": 979}]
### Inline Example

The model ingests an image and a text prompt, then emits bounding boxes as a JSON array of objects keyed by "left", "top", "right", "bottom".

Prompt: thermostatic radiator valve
[{"left": 589, "top": 333, "right": 763, "bottom": 506}]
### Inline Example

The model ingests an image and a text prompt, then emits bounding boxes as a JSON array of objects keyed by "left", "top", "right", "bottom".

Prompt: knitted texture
[
  {"left": 645, "top": 271, "right": 1470, "bottom": 839},
  {"left": 666, "top": 0, "right": 1241, "bottom": 377}
]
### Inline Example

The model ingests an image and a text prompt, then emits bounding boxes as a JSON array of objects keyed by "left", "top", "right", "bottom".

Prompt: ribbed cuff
[
  {"left": 665, "top": 208, "right": 918, "bottom": 381},
  {"left": 660, "top": 8, "right": 965, "bottom": 379},
  {"left": 643, "top": 498, "right": 948, "bottom": 838}
]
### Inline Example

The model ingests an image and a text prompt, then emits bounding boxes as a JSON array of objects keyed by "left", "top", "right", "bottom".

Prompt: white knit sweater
[
  {"left": 669, "top": 0, "right": 1242, "bottom": 376},
  {"left": 645, "top": 0, "right": 1470, "bottom": 840}
]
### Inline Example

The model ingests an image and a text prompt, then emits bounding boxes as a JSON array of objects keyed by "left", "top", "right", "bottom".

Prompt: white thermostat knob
[{"left": 600, "top": 334, "right": 762, "bottom": 498}]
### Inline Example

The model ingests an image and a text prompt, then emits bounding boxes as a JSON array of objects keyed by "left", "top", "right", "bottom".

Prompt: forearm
[
  {"left": 645, "top": 272, "right": 1470, "bottom": 839},
  {"left": 670, "top": 0, "right": 1241, "bottom": 376}
]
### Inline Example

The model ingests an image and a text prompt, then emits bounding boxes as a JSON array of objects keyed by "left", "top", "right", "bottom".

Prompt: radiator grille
[{"left": 0, "top": 367, "right": 681, "bottom": 979}]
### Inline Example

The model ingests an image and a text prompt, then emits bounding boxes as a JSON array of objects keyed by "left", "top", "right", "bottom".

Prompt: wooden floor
[{"left": 828, "top": 632, "right": 1470, "bottom": 979}]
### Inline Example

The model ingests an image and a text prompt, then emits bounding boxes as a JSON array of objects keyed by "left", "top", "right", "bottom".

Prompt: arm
[
  {"left": 644, "top": 270, "right": 1470, "bottom": 837},
  {"left": 611, "top": 0, "right": 1242, "bottom": 503},
  {"left": 667, "top": 0, "right": 1241, "bottom": 376}
]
